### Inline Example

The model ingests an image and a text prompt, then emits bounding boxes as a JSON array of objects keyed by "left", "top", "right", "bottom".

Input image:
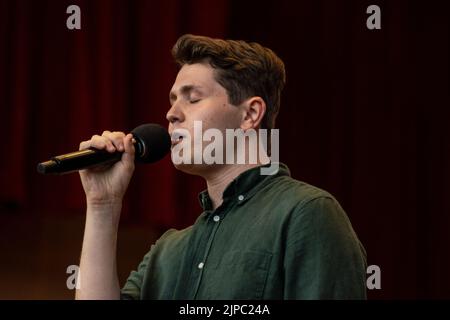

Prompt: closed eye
[{"left": 190, "top": 99, "right": 201, "bottom": 104}]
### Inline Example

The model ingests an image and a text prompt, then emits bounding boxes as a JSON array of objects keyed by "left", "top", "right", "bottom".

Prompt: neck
[{"left": 204, "top": 163, "right": 260, "bottom": 210}]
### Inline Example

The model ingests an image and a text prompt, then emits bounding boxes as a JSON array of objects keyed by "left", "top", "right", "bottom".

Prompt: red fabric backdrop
[
  {"left": 0, "top": 0, "right": 449, "bottom": 298},
  {"left": 0, "top": 0, "right": 229, "bottom": 229}
]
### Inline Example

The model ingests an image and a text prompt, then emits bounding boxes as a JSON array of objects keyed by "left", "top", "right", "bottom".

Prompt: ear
[{"left": 240, "top": 96, "right": 266, "bottom": 131}]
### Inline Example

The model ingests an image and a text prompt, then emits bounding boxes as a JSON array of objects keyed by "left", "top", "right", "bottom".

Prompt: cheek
[
  {"left": 186, "top": 97, "right": 241, "bottom": 130},
  {"left": 222, "top": 105, "right": 242, "bottom": 127},
  {"left": 206, "top": 108, "right": 240, "bottom": 131}
]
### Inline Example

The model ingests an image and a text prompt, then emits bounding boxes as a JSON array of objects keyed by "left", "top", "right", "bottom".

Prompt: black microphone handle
[
  {"left": 37, "top": 148, "right": 123, "bottom": 175},
  {"left": 37, "top": 123, "right": 171, "bottom": 175}
]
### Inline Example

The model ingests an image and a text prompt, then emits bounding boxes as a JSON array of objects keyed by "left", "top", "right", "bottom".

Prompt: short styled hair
[{"left": 172, "top": 34, "right": 286, "bottom": 129}]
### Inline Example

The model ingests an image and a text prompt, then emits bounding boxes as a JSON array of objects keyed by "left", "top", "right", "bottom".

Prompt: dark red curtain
[
  {"left": 0, "top": 0, "right": 229, "bottom": 229},
  {"left": 1, "top": 0, "right": 449, "bottom": 299},
  {"left": 227, "top": 0, "right": 450, "bottom": 299}
]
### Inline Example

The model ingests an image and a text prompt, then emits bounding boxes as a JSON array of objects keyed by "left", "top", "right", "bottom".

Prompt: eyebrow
[{"left": 169, "top": 85, "right": 203, "bottom": 104}]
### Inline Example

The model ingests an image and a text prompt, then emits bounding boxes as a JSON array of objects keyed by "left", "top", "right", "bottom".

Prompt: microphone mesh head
[{"left": 131, "top": 123, "right": 171, "bottom": 163}]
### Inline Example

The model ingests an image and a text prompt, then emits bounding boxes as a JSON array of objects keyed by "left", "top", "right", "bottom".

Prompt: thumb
[{"left": 121, "top": 133, "right": 135, "bottom": 165}]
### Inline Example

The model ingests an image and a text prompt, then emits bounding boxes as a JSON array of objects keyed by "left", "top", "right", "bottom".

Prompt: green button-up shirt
[{"left": 121, "top": 163, "right": 367, "bottom": 299}]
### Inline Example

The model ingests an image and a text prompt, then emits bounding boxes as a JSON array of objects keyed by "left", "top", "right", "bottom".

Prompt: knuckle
[
  {"left": 91, "top": 135, "right": 108, "bottom": 147},
  {"left": 113, "top": 132, "right": 126, "bottom": 143},
  {"left": 79, "top": 141, "right": 88, "bottom": 150},
  {"left": 112, "top": 131, "right": 125, "bottom": 137}
]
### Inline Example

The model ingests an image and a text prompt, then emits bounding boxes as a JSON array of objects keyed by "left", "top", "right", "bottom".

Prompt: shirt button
[
  {"left": 198, "top": 262, "right": 204, "bottom": 269},
  {"left": 213, "top": 215, "right": 220, "bottom": 222},
  {"left": 238, "top": 195, "right": 244, "bottom": 201}
]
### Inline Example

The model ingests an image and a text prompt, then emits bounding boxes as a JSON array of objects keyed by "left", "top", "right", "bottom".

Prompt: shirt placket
[{"left": 191, "top": 206, "right": 230, "bottom": 299}]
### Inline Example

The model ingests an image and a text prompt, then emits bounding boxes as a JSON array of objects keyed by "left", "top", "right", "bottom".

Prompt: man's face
[{"left": 167, "top": 62, "right": 242, "bottom": 174}]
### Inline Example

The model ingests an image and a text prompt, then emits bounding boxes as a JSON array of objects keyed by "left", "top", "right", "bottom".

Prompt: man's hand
[{"left": 78, "top": 131, "right": 135, "bottom": 206}]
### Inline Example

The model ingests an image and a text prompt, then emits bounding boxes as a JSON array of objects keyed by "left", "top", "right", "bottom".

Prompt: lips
[
  {"left": 171, "top": 130, "right": 185, "bottom": 147},
  {"left": 171, "top": 137, "right": 183, "bottom": 147}
]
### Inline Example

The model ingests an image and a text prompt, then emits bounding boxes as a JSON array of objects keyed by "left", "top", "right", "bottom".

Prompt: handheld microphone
[{"left": 37, "top": 123, "right": 171, "bottom": 175}]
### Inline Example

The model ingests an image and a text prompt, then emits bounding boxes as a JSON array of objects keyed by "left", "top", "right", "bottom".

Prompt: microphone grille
[{"left": 131, "top": 123, "right": 171, "bottom": 163}]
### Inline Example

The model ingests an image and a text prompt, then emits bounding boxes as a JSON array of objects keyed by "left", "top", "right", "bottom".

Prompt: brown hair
[{"left": 172, "top": 34, "right": 286, "bottom": 129}]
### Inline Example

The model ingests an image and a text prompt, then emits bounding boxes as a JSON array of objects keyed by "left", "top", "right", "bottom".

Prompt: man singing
[{"left": 75, "top": 34, "right": 367, "bottom": 300}]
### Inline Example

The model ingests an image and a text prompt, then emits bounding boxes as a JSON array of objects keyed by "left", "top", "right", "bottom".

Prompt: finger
[
  {"left": 79, "top": 140, "right": 90, "bottom": 151},
  {"left": 91, "top": 134, "right": 115, "bottom": 152},
  {"left": 111, "top": 131, "right": 126, "bottom": 152},
  {"left": 122, "top": 133, "right": 135, "bottom": 165},
  {"left": 103, "top": 131, "right": 126, "bottom": 152}
]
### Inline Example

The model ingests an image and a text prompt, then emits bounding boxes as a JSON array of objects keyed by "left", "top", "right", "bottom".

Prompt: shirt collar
[{"left": 198, "top": 163, "right": 290, "bottom": 211}]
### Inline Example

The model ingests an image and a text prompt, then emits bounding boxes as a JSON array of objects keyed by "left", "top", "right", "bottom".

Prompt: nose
[{"left": 166, "top": 103, "right": 184, "bottom": 124}]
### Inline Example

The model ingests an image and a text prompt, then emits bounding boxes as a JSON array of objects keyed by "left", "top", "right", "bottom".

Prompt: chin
[
  {"left": 172, "top": 161, "right": 200, "bottom": 175},
  {"left": 171, "top": 161, "right": 217, "bottom": 177}
]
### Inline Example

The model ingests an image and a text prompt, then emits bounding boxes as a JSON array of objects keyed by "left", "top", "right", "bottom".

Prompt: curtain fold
[{"left": 0, "top": 0, "right": 228, "bottom": 229}]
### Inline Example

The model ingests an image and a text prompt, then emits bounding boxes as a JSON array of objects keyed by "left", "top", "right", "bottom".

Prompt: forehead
[{"left": 171, "top": 63, "right": 218, "bottom": 92}]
